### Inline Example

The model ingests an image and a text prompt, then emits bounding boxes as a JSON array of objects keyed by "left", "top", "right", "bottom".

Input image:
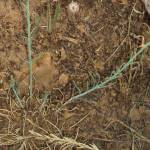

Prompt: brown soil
[{"left": 0, "top": 0, "right": 150, "bottom": 149}]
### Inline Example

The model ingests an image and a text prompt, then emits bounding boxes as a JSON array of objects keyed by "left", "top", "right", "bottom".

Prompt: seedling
[{"left": 47, "top": 0, "right": 61, "bottom": 33}]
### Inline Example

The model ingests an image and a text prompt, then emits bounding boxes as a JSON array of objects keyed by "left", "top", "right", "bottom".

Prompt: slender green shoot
[
  {"left": 26, "top": 0, "right": 33, "bottom": 100},
  {"left": 53, "top": 0, "right": 61, "bottom": 25},
  {"left": 47, "top": 0, "right": 61, "bottom": 33},
  {"left": 9, "top": 76, "right": 24, "bottom": 108},
  {"left": 47, "top": 0, "right": 52, "bottom": 32},
  {"left": 62, "top": 41, "right": 150, "bottom": 107},
  {"left": 31, "top": 14, "right": 41, "bottom": 40}
]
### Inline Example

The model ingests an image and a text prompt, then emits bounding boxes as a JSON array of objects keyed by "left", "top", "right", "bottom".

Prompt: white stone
[
  {"left": 142, "top": 0, "right": 150, "bottom": 14},
  {"left": 68, "top": 1, "right": 79, "bottom": 14}
]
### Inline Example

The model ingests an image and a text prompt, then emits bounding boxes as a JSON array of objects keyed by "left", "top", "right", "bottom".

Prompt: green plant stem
[
  {"left": 47, "top": 0, "right": 52, "bottom": 32},
  {"left": 62, "top": 41, "right": 150, "bottom": 107},
  {"left": 26, "top": 0, "right": 32, "bottom": 100},
  {"left": 12, "top": 87, "right": 24, "bottom": 108}
]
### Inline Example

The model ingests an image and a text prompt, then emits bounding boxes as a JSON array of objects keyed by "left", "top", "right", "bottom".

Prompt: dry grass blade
[
  {"left": 29, "top": 130, "right": 99, "bottom": 150},
  {"left": 0, "top": 133, "right": 33, "bottom": 146},
  {"left": 116, "top": 120, "right": 150, "bottom": 144}
]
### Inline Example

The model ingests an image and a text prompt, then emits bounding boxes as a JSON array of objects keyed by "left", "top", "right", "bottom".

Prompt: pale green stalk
[
  {"left": 26, "top": 0, "right": 32, "bottom": 99},
  {"left": 62, "top": 41, "right": 150, "bottom": 107}
]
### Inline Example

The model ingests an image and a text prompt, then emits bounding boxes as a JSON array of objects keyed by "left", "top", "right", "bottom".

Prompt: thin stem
[
  {"left": 62, "top": 41, "right": 150, "bottom": 107},
  {"left": 26, "top": 0, "right": 32, "bottom": 100},
  {"left": 12, "top": 88, "right": 24, "bottom": 109}
]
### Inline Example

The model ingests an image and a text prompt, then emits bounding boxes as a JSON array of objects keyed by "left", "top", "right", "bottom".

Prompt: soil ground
[{"left": 0, "top": 0, "right": 150, "bottom": 150}]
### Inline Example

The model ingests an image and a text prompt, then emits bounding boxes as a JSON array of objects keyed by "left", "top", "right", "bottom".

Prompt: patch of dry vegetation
[{"left": 0, "top": 0, "right": 150, "bottom": 149}]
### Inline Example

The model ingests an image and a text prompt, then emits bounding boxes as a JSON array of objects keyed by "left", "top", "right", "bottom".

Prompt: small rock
[
  {"left": 141, "top": 0, "right": 150, "bottom": 14},
  {"left": 60, "top": 48, "right": 67, "bottom": 60},
  {"left": 58, "top": 73, "right": 69, "bottom": 87}
]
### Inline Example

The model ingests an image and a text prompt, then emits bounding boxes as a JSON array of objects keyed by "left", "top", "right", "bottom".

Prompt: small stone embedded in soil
[
  {"left": 68, "top": 1, "right": 79, "bottom": 14},
  {"left": 112, "top": 0, "right": 128, "bottom": 5},
  {"left": 15, "top": 52, "right": 68, "bottom": 95},
  {"left": 58, "top": 73, "right": 69, "bottom": 87},
  {"left": 141, "top": 0, "right": 150, "bottom": 15},
  {"left": 60, "top": 48, "right": 67, "bottom": 60},
  {"left": 63, "top": 110, "right": 74, "bottom": 119}
]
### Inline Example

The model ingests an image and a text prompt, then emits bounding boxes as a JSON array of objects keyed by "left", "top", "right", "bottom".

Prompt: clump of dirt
[{"left": 15, "top": 52, "right": 69, "bottom": 95}]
